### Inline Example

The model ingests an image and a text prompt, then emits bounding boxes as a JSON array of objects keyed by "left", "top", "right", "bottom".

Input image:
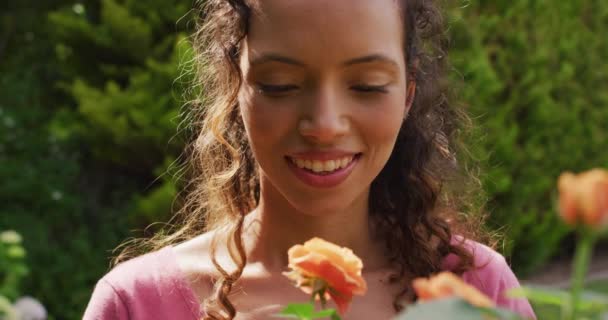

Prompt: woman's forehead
[{"left": 245, "top": 0, "right": 405, "bottom": 69}]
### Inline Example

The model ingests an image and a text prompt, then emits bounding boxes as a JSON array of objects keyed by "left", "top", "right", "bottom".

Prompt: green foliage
[
  {"left": 1, "top": 1, "right": 193, "bottom": 319},
  {"left": 48, "top": 1, "right": 194, "bottom": 172},
  {"left": 279, "top": 303, "right": 341, "bottom": 320},
  {"left": 129, "top": 163, "right": 179, "bottom": 227},
  {"left": 0, "top": 231, "right": 29, "bottom": 301},
  {"left": 511, "top": 229, "right": 608, "bottom": 319},
  {"left": 510, "top": 286, "right": 608, "bottom": 318},
  {"left": 0, "top": 230, "right": 29, "bottom": 320},
  {"left": 47, "top": 0, "right": 196, "bottom": 224},
  {"left": 395, "top": 298, "right": 522, "bottom": 320},
  {"left": 0, "top": 295, "right": 18, "bottom": 320},
  {"left": 0, "top": 55, "right": 129, "bottom": 320},
  {"left": 448, "top": 1, "right": 608, "bottom": 274}
]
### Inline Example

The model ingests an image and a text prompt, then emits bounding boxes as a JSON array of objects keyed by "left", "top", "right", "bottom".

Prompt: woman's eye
[
  {"left": 351, "top": 85, "right": 389, "bottom": 93},
  {"left": 256, "top": 83, "right": 299, "bottom": 96}
]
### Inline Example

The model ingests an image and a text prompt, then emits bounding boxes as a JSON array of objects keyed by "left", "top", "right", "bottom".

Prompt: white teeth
[
  {"left": 305, "top": 159, "right": 312, "bottom": 168},
  {"left": 312, "top": 161, "right": 323, "bottom": 172},
  {"left": 290, "top": 156, "right": 355, "bottom": 173},
  {"left": 340, "top": 157, "right": 349, "bottom": 168},
  {"left": 295, "top": 159, "right": 305, "bottom": 168}
]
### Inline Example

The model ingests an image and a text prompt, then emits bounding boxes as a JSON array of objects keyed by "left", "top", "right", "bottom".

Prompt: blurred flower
[
  {"left": 558, "top": 168, "right": 608, "bottom": 230},
  {"left": 284, "top": 237, "right": 367, "bottom": 315},
  {"left": 50, "top": 191, "right": 63, "bottom": 201},
  {"left": 72, "top": 3, "right": 85, "bottom": 15},
  {"left": 13, "top": 296, "right": 47, "bottom": 320},
  {"left": 412, "top": 272, "right": 494, "bottom": 308},
  {"left": 3, "top": 116, "right": 15, "bottom": 128},
  {"left": 0, "top": 230, "right": 22, "bottom": 245}
]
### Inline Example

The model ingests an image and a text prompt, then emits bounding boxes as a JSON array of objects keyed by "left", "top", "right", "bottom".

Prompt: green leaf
[
  {"left": 394, "top": 298, "right": 525, "bottom": 320},
  {"left": 576, "top": 290, "right": 608, "bottom": 313},
  {"left": 311, "top": 309, "right": 335, "bottom": 317},
  {"left": 279, "top": 303, "right": 315, "bottom": 319},
  {"left": 311, "top": 308, "right": 341, "bottom": 319},
  {"left": 0, "top": 295, "right": 17, "bottom": 320},
  {"left": 507, "top": 286, "right": 568, "bottom": 306},
  {"left": 509, "top": 285, "right": 608, "bottom": 312},
  {"left": 479, "top": 306, "right": 526, "bottom": 320}
]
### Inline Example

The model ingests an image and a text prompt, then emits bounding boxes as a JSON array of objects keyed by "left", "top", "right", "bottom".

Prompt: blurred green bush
[
  {"left": 1, "top": 0, "right": 192, "bottom": 319},
  {"left": 448, "top": 1, "right": 608, "bottom": 274},
  {"left": 0, "top": 230, "right": 28, "bottom": 303},
  {"left": 0, "top": 0, "right": 606, "bottom": 319},
  {"left": 0, "top": 230, "right": 28, "bottom": 319}
]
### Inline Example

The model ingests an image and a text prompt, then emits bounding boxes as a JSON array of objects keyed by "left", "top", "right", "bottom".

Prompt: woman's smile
[{"left": 285, "top": 151, "right": 363, "bottom": 188}]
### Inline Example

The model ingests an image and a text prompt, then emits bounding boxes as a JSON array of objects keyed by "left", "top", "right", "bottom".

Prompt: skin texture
[{"left": 174, "top": 1, "right": 416, "bottom": 318}]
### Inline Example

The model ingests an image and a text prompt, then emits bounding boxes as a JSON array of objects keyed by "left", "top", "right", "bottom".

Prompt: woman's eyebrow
[
  {"left": 249, "top": 53, "right": 399, "bottom": 69},
  {"left": 342, "top": 54, "right": 399, "bottom": 69},
  {"left": 250, "top": 54, "right": 306, "bottom": 67}
]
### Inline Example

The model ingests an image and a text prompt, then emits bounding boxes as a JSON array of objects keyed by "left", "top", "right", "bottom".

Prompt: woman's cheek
[
  {"left": 356, "top": 96, "right": 405, "bottom": 142},
  {"left": 241, "top": 97, "right": 296, "bottom": 147}
]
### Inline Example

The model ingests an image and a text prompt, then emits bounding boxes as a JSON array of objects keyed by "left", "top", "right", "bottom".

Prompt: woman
[{"left": 84, "top": 0, "right": 536, "bottom": 319}]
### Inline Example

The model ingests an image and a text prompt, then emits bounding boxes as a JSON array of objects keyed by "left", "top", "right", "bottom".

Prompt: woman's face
[{"left": 239, "top": 0, "right": 411, "bottom": 216}]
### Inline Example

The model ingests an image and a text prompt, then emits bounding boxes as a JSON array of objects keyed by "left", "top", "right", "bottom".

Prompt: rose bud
[{"left": 558, "top": 168, "right": 608, "bottom": 230}]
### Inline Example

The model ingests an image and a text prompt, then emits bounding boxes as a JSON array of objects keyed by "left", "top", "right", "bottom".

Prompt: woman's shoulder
[
  {"left": 444, "top": 238, "right": 536, "bottom": 319},
  {"left": 459, "top": 240, "right": 511, "bottom": 283},
  {"left": 443, "top": 237, "right": 508, "bottom": 275},
  {"left": 444, "top": 238, "right": 514, "bottom": 290},
  {"left": 83, "top": 245, "right": 202, "bottom": 319},
  {"left": 101, "top": 246, "right": 174, "bottom": 284},
  {"left": 172, "top": 231, "right": 225, "bottom": 299}
]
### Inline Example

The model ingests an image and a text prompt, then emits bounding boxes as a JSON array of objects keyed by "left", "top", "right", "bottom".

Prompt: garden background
[{"left": 1, "top": 1, "right": 607, "bottom": 319}]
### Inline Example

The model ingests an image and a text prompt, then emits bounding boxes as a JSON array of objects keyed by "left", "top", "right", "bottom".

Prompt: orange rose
[
  {"left": 558, "top": 168, "right": 608, "bottom": 229},
  {"left": 412, "top": 272, "right": 494, "bottom": 308},
  {"left": 284, "top": 237, "right": 367, "bottom": 315}
]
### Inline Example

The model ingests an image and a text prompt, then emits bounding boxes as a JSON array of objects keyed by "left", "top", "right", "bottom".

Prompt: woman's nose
[{"left": 298, "top": 87, "right": 349, "bottom": 144}]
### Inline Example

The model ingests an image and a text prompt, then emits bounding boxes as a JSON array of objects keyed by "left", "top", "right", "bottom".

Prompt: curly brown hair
[{"left": 113, "top": 0, "right": 495, "bottom": 319}]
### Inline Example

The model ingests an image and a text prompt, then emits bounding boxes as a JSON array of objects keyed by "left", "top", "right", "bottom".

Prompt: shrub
[{"left": 448, "top": 0, "right": 608, "bottom": 274}]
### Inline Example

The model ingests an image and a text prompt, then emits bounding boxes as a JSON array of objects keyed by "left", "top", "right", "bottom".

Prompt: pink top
[{"left": 83, "top": 241, "right": 536, "bottom": 319}]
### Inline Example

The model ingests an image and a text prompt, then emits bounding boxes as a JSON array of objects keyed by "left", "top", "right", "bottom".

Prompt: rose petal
[
  {"left": 302, "top": 238, "right": 363, "bottom": 275},
  {"left": 292, "top": 252, "right": 366, "bottom": 295},
  {"left": 558, "top": 185, "right": 578, "bottom": 225},
  {"left": 328, "top": 289, "right": 353, "bottom": 315},
  {"left": 588, "top": 179, "right": 608, "bottom": 227},
  {"left": 412, "top": 272, "right": 494, "bottom": 308}
]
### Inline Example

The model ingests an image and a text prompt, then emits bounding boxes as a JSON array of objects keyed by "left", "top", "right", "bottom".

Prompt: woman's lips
[{"left": 285, "top": 153, "right": 361, "bottom": 188}]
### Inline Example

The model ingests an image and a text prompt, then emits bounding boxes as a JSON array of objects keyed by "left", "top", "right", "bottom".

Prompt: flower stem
[{"left": 568, "top": 231, "right": 595, "bottom": 320}]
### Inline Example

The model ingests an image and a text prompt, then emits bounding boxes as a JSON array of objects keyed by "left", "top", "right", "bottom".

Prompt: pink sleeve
[
  {"left": 461, "top": 243, "right": 537, "bottom": 319},
  {"left": 83, "top": 279, "right": 130, "bottom": 319},
  {"left": 491, "top": 263, "right": 536, "bottom": 318},
  {"left": 82, "top": 247, "right": 201, "bottom": 320}
]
